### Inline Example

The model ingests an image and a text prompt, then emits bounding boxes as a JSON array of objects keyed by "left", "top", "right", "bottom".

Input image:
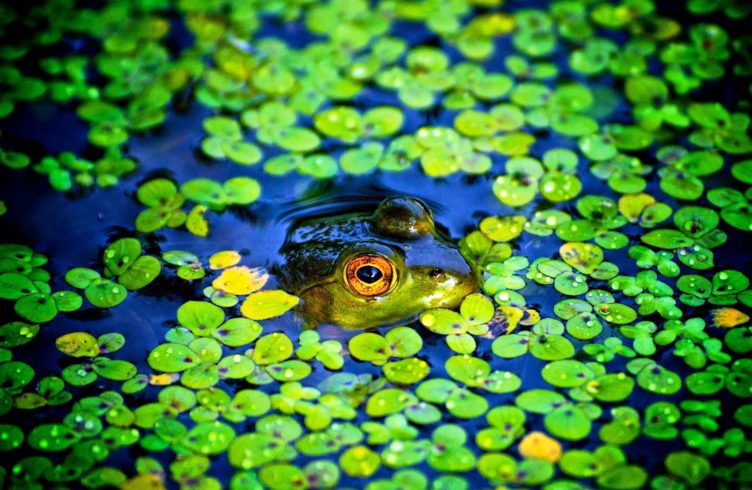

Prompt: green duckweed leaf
[
  {"left": 383, "top": 358, "right": 430, "bottom": 384},
  {"left": 148, "top": 343, "right": 200, "bottom": 372},
  {"left": 181, "top": 421, "right": 235, "bottom": 455},
  {"left": 367, "top": 388, "right": 416, "bottom": 417},
  {"left": 251, "top": 333, "right": 293, "bottom": 365},
  {"left": 540, "top": 172, "right": 582, "bottom": 203},
  {"left": 299, "top": 154, "right": 338, "bottom": 179},
  {"left": 229, "top": 433, "right": 282, "bottom": 469},
  {"left": 92, "top": 358, "right": 137, "bottom": 381},
  {"left": 385, "top": 327, "right": 422, "bottom": 358},
  {"left": 665, "top": 451, "right": 710, "bottom": 485},
  {"left": 273, "top": 127, "right": 321, "bottom": 153},
  {"left": 445, "top": 355, "right": 489, "bottom": 387},
  {"left": 516, "top": 389, "right": 566, "bottom": 414},
  {"left": 61, "top": 364, "right": 97, "bottom": 387},
  {"left": 136, "top": 178, "right": 178, "bottom": 207},
  {"left": 224, "top": 141, "right": 263, "bottom": 165},
  {"left": 117, "top": 255, "right": 160, "bottom": 290},
  {"left": 544, "top": 405, "right": 592, "bottom": 441},
  {"left": 340, "top": 142, "right": 383, "bottom": 175},
  {"left": 223, "top": 177, "right": 261, "bottom": 205},
  {"left": 212, "top": 318, "right": 262, "bottom": 347},
  {"left": 15, "top": 293, "right": 58, "bottom": 323},
  {"left": 267, "top": 360, "right": 311, "bottom": 382},
  {"left": 177, "top": 301, "right": 225, "bottom": 337},
  {"left": 85, "top": 279, "right": 127, "bottom": 308},
  {"left": 542, "top": 360, "right": 594, "bottom": 388},
  {"left": 0, "top": 322, "right": 39, "bottom": 348},
  {"left": 340, "top": 446, "right": 380, "bottom": 477},
  {"left": 0, "top": 424, "right": 24, "bottom": 451},
  {"left": 600, "top": 407, "right": 641, "bottom": 445},
  {"left": 314, "top": 107, "right": 363, "bottom": 143},
  {"left": 420, "top": 309, "right": 468, "bottom": 335},
  {"left": 634, "top": 361, "right": 682, "bottom": 395},
  {"left": 0, "top": 273, "right": 38, "bottom": 300},
  {"left": 446, "top": 333, "right": 476, "bottom": 354},
  {"left": 642, "top": 230, "right": 694, "bottom": 249},
  {"left": 597, "top": 465, "right": 648, "bottom": 490},
  {"left": 364, "top": 106, "right": 404, "bottom": 137},
  {"left": 530, "top": 334, "right": 575, "bottom": 360},
  {"left": 492, "top": 334, "right": 530, "bottom": 358},
  {"left": 28, "top": 423, "right": 80, "bottom": 451},
  {"left": 350, "top": 333, "right": 391, "bottom": 366},
  {"left": 103, "top": 238, "right": 141, "bottom": 277},
  {"left": 447, "top": 389, "right": 489, "bottom": 418}
]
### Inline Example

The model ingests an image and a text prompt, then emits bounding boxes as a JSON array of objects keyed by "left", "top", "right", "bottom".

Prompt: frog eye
[
  {"left": 373, "top": 197, "right": 435, "bottom": 238},
  {"left": 344, "top": 255, "right": 395, "bottom": 297}
]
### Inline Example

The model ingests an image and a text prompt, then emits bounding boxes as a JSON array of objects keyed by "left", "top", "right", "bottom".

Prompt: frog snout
[
  {"left": 428, "top": 264, "right": 479, "bottom": 294},
  {"left": 428, "top": 267, "right": 447, "bottom": 279},
  {"left": 456, "top": 268, "right": 480, "bottom": 294}
]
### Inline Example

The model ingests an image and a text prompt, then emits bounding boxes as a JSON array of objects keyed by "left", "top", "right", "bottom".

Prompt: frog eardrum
[{"left": 277, "top": 197, "right": 479, "bottom": 329}]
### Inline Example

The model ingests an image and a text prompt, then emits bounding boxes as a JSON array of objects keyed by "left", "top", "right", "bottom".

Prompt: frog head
[{"left": 277, "top": 197, "right": 479, "bottom": 329}]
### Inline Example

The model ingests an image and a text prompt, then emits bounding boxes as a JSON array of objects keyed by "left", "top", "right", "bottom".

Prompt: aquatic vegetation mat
[{"left": 1, "top": 0, "right": 752, "bottom": 488}]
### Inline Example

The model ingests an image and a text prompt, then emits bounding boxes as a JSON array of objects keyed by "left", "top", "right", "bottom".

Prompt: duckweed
[{"left": 1, "top": 0, "right": 752, "bottom": 488}]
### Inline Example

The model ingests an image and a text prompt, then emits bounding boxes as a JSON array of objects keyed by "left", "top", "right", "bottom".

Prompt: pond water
[{"left": 1, "top": 1, "right": 752, "bottom": 489}]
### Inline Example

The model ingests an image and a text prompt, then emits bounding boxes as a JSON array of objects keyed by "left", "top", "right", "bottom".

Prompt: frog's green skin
[{"left": 277, "top": 197, "right": 479, "bottom": 329}]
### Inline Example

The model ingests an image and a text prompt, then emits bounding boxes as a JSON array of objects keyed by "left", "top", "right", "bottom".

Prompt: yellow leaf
[
  {"left": 559, "top": 242, "right": 603, "bottom": 274},
  {"left": 121, "top": 474, "right": 167, "bottom": 490},
  {"left": 518, "top": 431, "right": 562, "bottom": 463},
  {"left": 711, "top": 308, "right": 750, "bottom": 328},
  {"left": 149, "top": 373, "right": 179, "bottom": 385},
  {"left": 521, "top": 308, "right": 540, "bottom": 326},
  {"left": 212, "top": 266, "right": 269, "bottom": 295},
  {"left": 484, "top": 305, "right": 524, "bottom": 337},
  {"left": 186, "top": 205, "right": 209, "bottom": 237},
  {"left": 618, "top": 193, "right": 655, "bottom": 223},
  {"left": 468, "top": 12, "right": 514, "bottom": 35},
  {"left": 55, "top": 332, "right": 100, "bottom": 357},
  {"left": 209, "top": 250, "right": 242, "bottom": 270},
  {"left": 241, "top": 290, "right": 300, "bottom": 320}
]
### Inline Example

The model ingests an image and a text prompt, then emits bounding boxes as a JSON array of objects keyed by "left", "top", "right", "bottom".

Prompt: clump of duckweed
[{"left": 1, "top": 0, "right": 752, "bottom": 489}]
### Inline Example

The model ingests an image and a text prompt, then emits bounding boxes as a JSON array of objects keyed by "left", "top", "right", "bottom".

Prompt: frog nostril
[{"left": 429, "top": 268, "right": 444, "bottom": 278}]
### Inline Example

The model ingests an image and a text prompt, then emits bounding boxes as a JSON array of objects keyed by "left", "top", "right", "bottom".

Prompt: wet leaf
[
  {"left": 177, "top": 301, "right": 224, "bottom": 336},
  {"left": 240, "top": 290, "right": 299, "bottom": 320},
  {"left": 85, "top": 279, "right": 127, "bottom": 308},
  {"left": 56, "top": 332, "right": 100, "bottom": 357},
  {"left": 209, "top": 251, "right": 242, "bottom": 270},
  {"left": 251, "top": 333, "right": 293, "bottom": 365},
  {"left": 148, "top": 344, "right": 200, "bottom": 372},
  {"left": 212, "top": 267, "right": 268, "bottom": 295}
]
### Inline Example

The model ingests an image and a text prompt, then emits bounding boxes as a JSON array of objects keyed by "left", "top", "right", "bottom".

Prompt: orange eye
[{"left": 344, "top": 255, "right": 395, "bottom": 297}]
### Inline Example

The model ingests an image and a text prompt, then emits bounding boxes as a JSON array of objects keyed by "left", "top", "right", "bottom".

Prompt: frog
[{"left": 276, "top": 196, "right": 479, "bottom": 329}]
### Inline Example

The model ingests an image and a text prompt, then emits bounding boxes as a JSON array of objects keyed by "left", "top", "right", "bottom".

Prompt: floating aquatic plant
[{"left": 1, "top": 0, "right": 752, "bottom": 488}]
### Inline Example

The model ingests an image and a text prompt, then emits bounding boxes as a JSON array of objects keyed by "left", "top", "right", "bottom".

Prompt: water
[
  {"left": 2, "top": 100, "right": 731, "bottom": 487},
  {"left": 1, "top": 1, "right": 752, "bottom": 489}
]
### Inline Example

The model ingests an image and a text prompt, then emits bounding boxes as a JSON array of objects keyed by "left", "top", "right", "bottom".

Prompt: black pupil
[{"left": 356, "top": 265, "right": 383, "bottom": 284}]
